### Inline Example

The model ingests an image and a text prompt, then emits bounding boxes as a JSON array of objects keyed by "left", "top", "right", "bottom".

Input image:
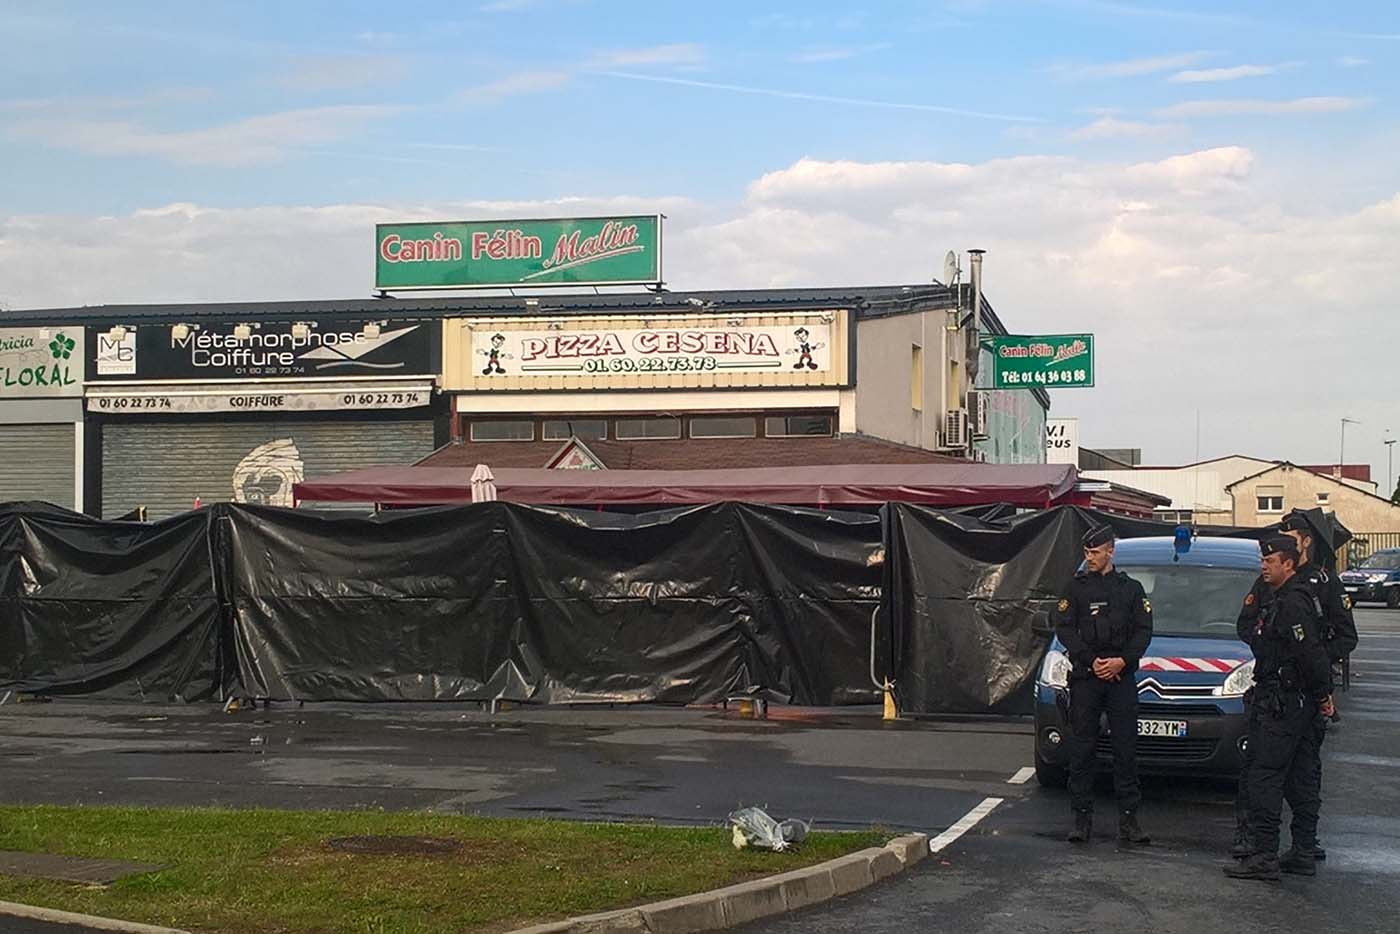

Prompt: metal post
[
  {"left": 1340, "top": 417, "right": 1359, "bottom": 474},
  {"left": 1387, "top": 437, "right": 1396, "bottom": 497}
]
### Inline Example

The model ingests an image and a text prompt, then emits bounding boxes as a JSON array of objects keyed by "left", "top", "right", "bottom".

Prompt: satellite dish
[{"left": 942, "top": 250, "right": 960, "bottom": 286}]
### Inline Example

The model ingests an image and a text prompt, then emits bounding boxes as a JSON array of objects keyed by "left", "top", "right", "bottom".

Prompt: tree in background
[{"left": 1392, "top": 478, "right": 1400, "bottom": 505}]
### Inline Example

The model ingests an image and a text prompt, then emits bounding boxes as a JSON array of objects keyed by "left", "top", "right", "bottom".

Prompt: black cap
[
  {"left": 1261, "top": 535, "right": 1299, "bottom": 559},
  {"left": 1082, "top": 525, "right": 1115, "bottom": 549},
  {"left": 1279, "top": 512, "right": 1313, "bottom": 534}
]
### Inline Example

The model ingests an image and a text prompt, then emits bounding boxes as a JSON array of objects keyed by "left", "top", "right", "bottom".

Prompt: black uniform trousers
[
  {"left": 1237, "top": 697, "right": 1327, "bottom": 847},
  {"left": 1245, "top": 687, "right": 1320, "bottom": 857},
  {"left": 1067, "top": 675, "right": 1141, "bottom": 814}
]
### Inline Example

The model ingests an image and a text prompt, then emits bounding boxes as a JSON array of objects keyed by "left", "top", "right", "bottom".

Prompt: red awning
[{"left": 294, "top": 463, "right": 1079, "bottom": 508}]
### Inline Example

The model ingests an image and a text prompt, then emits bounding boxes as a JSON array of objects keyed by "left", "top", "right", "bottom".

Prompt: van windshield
[
  {"left": 1118, "top": 565, "right": 1259, "bottom": 639},
  {"left": 1359, "top": 553, "right": 1400, "bottom": 570}
]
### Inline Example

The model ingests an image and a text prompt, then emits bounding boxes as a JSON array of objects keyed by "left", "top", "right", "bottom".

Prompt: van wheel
[
  {"left": 1387, "top": 588, "right": 1400, "bottom": 609},
  {"left": 1035, "top": 753, "right": 1069, "bottom": 788}
]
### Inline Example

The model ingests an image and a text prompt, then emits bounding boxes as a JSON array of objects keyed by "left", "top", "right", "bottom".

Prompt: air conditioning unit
[
  {"left": 944, "top": 408, "right": 970, "bottom": 449},
  {"left": 973, "top": 449, "right": 989, "bottom": 463},
  {"left": 969, "top": 390, "right": 990, "bottom": 439}
]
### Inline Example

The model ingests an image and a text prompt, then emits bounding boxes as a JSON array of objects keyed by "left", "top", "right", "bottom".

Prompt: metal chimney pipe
[{"left": 967, "top": 249, "right": 985, "bottom": 380}]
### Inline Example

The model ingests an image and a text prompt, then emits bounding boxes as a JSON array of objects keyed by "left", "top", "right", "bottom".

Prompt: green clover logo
[{"left": 49, "top": 333, "right": 75, "bottom": 360}]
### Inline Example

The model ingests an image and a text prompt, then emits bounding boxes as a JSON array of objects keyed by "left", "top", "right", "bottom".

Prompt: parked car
[
  {"left": 1340, "top": 548, "right": 1400, "bottom": 608},
  {"left": 1033, "top": 534, "right": 1259, "bottom": 787}
]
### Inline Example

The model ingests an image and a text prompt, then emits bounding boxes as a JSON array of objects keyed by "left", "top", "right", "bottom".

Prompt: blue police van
[
  {"left": 1340, "top": 547, "right": 1400, "bottom": 608},
  {"left": 1033, "top": 533, "right": 1260, "bottom": 787}
]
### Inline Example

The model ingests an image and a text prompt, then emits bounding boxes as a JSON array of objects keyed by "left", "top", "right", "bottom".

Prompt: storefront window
[
  {"left": 542, "top": 419, "right": 607, "bottom": 441},
  {"left": 765, "top": 415, "right": 833, "bottom": 437},
  {"left": 470, "top": 420, "right": 535, "bottom": 442},
  {"left": 615, "top": 417, "right": 682, "bottom": 440},
  {"left": 690, "top": 416, "right": 756, "bottom": 439}
]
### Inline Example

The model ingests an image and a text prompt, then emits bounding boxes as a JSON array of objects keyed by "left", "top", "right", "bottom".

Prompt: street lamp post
[
  {"left": 1387, "top": 436, "right": 1396, "bottom": 498},
  {"left": 1340, "top": 417, "right": 1360, "bottom": 473}
]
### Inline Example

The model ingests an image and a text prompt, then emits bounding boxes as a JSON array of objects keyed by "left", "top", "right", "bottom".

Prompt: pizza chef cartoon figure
[
  {"left": 479, "top": 333, "right": 512, "bottom": 375},
  {"left": 788, "top": 327, "right": 825, "bottom": 370}
]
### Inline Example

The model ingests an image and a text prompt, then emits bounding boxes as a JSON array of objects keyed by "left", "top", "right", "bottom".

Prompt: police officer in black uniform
[
  {"left": 1054, "top": 525, "right": 1153, "bottom": 845},
  {"left": 1226, "top": 536, "right": 1335, "bottom": 882},
  {"left": 1232, "top": 510, "right": 1357, "bottom": 861}
]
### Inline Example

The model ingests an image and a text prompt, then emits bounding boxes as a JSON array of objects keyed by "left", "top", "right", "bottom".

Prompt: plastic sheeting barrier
[
  {"left": 2, "top": 500, "right": 1287, "bottom": 712},
  {"left": 0, "top": 502, "right": 220, "bottom": 701}
]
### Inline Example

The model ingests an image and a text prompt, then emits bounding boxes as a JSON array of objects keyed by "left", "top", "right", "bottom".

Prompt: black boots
[
  {"left": 1119, "top": 810, "right": 1150, "bottom": 845},
  {"left": 1224, "top": 853, "right": 1281, "bottom": 881},
  {"left": 1280, "top": 848, "right": 1318, "bottom": 876},
  {"left": 1230, "top": 821, "right": 1254, "bottom": 859},
  {"left": 1067, "top": 810, "right": 1092, "bottom": 843}
]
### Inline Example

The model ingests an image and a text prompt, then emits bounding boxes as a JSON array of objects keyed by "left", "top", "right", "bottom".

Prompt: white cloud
[
  {"left": 271, "top": 55, "right": 408, "bottom": 92},
  {"left": 588, "top": 43, "right": 705, "bottom": 69},
  {"left": 1068, "top": 117, "right": 1182, "bottom": 140},
  {"left": 456, "top": 70, "right": 572, "bottom": 104},
  {"left": 1056, "top": 51, "right": 1211, "bottom": 79},
  {"left": 594, "top": 72, "right": 1043, "bottom": 122},
  {"left": 1157, "top": 96, "right": 1370, "bottom": 118},
  {"left": 5, "top": 105, "right": 399, "bottom": 167},
  {"left": 478, "top": 0, "right": 537, "bottom": 11},
  {"left": 2, "top": 149, "right": 1397, "bottom": 472},
  {"left": 1337, "top": 56, "right": 1369, "bottom": 67},
  {"left": 789, "top": 43, "right": 892, "bottom": 64},
  {"left": 1168, "top": 63, "right": 1291, "bottom": 83}
]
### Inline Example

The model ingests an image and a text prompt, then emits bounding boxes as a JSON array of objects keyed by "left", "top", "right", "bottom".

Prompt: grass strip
[{"left": 0, "top": 805, "right": 884, "bottom": 933}]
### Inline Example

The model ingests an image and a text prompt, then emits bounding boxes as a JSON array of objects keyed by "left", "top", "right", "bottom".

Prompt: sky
[{"left": 1, "top": 0, "right": 1398, "bottom": 490}]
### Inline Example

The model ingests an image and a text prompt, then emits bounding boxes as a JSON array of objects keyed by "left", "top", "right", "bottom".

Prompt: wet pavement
[
  {"left": 3, "top": 610, "right": 1397, "bottom": 933},
  {"left": 744, "top": 607, "right": 1400, "bottom": 934},
  {"left": 0, "top": 698, "right": 1030, "bottom": 833}
]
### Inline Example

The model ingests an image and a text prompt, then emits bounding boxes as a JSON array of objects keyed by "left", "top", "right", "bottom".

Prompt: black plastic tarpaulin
[
  {"left": 220, "top": 502, "right": 883, "bottom": 705},
  {"left": 0, "top": 503, "right": 221, "bottom": 700},
  {"left": 883, "top": 504, "right": 1276, "bottom": 715}
]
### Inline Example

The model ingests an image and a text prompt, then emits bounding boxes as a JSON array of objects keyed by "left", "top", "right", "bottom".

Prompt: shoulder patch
[
  {"left": 1292, "top": 622, "right": 1306, "bottom": 642},
  {"left": 1244, "top": 592, "right": 1255, "bottom": 607},
  {"left": 1058, "top": 598, "right": 1070, "bottom": 612},
  {"left": 1342, "top": 594, "right": 1353, "bottom": 611},
  {"left": 1142, "top": 598, "right": 1152, "bottom": 614}
]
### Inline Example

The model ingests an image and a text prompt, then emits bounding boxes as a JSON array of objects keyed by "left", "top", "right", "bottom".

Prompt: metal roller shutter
[
  {"left": 102, "top": 419, "right": 434, "bottom": 518},
  {"left": 0, "top": 424, "right": 76, "bottom": 509}
]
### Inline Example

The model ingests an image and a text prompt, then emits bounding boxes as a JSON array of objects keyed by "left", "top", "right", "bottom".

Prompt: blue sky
[
  {"left": 2, "top": 1, "right": 1395, "bottom": 213},
  {"left": 1, "top": 1, "right": 1398, "bottom": 478}
]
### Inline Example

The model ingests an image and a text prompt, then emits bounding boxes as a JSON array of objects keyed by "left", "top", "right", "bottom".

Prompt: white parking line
[
  {"left": 1008, "top": 766, "right": 1035, "bottom": 785},
  {"left": 929, "top": 796, "right": 1004, "bottom": 854}
]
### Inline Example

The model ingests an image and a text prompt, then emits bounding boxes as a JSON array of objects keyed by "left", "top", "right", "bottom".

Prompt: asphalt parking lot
[{"left": 1, "top": 608, "right": 1396, "bottom": 934}]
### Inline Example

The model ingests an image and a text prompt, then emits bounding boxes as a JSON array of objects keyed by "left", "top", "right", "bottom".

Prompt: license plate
[
  {"left": 1138, "top": 719, "right": 1188, "bottom": 738},
  {"left": 1345, "top": 587, "right": 1359, "bottom": 593}
]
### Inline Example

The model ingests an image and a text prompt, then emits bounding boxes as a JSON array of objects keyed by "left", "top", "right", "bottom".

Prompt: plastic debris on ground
[{"left": 728, "top": 806, "right": 812, "bottom": 852}]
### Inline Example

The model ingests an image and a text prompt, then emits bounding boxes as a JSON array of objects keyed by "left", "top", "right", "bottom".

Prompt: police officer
[
  {"left": 1054, "top": 525, "right": 1153, "bottom": 845},
  {"left": 1226, "top": 536, "right": 1335, "bottom": 882},
  {"left": 1278, "top": 509, "right": 1357, "bottom": 864},
  {"left": 1231, "top": 509, "right": 1357, "bottom": 860}
]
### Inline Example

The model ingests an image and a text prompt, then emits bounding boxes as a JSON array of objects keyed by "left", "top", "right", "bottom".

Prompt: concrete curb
[
  {"left": 0, "top": 899, "right": 190, "bottom": 933},
  {"left": 507, "top": 832, "right": 929, "bottom": 934}
]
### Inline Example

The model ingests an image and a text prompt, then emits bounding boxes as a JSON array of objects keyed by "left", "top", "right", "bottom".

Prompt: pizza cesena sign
[
  {"left": 470, "top": 321, "right": 832, "bottom": 377},
  {"left": 86, "top": 320, "right": 436, "bottom": 414}
]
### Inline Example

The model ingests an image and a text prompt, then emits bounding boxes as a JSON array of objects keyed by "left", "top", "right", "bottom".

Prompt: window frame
[
  {"left": 688, "top": 415, "right": 758, "bottom": 439},
  {"left": 541, "top": 418, "right": 608, "bottom": 441},
  {"left": 614, "top": 416, "right": 683, "bottom": 441},
  {"left": 763, "top": 414, "right": 835, "bottom": 438},
  {"left": 469, "top": 419, "right": 536, "bottom": 442}
]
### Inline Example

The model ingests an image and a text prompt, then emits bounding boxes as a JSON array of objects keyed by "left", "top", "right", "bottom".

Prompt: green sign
[
  {"left": 985, "top": 334, "right": 1094, "bottom": 389},
  {"left": 1, "top": 327, "right": 83, "bottom": 398},
  {"left": 375, "top": 215, "right": 662, "bottom": 290}
]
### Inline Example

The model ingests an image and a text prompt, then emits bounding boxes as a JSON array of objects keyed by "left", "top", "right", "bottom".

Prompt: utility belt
[{"left": 1252, "top": 679, "right": 1307, "bottom": 719}]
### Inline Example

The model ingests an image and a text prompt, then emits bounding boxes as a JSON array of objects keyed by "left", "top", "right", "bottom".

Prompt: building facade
[
  {"left": 3, "top": 283, "right": 1051, "bottom": 517},
  {"left": 1226, "top": 462, "right": 1400, "bottom": 533},
  {"left": 0, "top": 326, "right": 85, "bottom": 509}
]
